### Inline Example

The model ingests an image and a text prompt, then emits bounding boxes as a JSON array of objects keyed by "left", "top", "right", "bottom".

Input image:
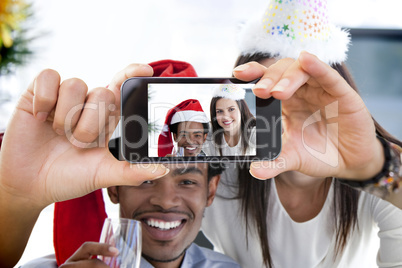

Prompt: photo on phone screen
[{"left": 121, "top": 77, "right": 282, "bottom": 163}]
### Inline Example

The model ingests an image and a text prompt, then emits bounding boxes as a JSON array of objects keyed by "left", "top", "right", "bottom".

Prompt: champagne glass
[{"left": 99, "top": 218, "right": 142, "bottom": 268}]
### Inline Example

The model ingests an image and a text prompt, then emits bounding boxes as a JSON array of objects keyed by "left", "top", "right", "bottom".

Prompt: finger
[
  {"left": 233, "top": 59, "right": 298, "bottom": 99},
  {"left": 66, "top": 242, "right": 118, "bottom": 262},
  {"left": 31, "top": 69, "right": 61, "bottom": 121},
  {"left": 233, "top": 61, "right": 272, "bottom": 99},
  {"left": 297, "top": 51, "right": 364, "bottom": 114},
  {"left": 249, "top": 148, "right": 297, "bottom": 179},
  {"left": 232, "top": 61, "right": 267, "bottom": 81},
  {"left": 108, "top": 63, "right": 154, "bottom": 111},
  {"left": 52, "top": 78, "right": 88, "bottom": 135},
  {"left": 71, "top": 87, "right": 115, "bottom": 144},
  {"left": 94, "top": 152, "right": 170, "bottom": 189},
  {"left": 298, "top": 51, "right": 352, "bottom": 98},
  {"left": 60, "top": 259, "right": 110, "bottom": 268}
]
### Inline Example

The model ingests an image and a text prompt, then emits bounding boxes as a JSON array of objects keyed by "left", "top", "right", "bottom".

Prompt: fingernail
[
  {"left": 36, "top": 112, "right": 49, "bottom": 122},
  {"left": 141, "top": 64, "right": 154, "bottom": 72},
  {"left": 249, "top": 169, "right": 265, "bottom": 180},
  {"left": 109, "top": 246, "right": 119, "bottom": 255},
  {"left": 233, "top": 64, "right": 249, "bottom": 72},
  {"left": 152, "top": 165, "right": 170, "bottom": 179},
  {"left": 253, "top": 78, "right": 273, "bottom": 90},
  {"left": 249, "top": 162, "right": 267, "bottom": 180},
  {"left": 271, "top": 78, "right": 290, "bottom": 92}
]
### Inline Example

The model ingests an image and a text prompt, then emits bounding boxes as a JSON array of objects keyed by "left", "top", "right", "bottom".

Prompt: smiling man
[
  {"left": 158, "top": 99, "right": 210, "bottom": 157},
  {"left": 105, "top": 162, "right": 237, "bottom": 268},
  {"left": 170, "top": 121, "right": 209, "bottom": 157},
  {"left": 21, "top": 141, "right": 240, "bottom": 268}
]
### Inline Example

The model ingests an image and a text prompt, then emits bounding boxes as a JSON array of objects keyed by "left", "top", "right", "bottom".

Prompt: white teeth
[
  {"left": 146, "top": 219, "right": 182, "bottom": 230},
  {"left": 186, "top": 147, "right": 196, "bottom": 151},
  {"left": 223, "top": 121, "right": 233, "bottom": 125}
]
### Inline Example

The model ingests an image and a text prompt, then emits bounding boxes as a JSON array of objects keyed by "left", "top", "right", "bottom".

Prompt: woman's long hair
[
  {"left": 233, "top": 53, "right": 402, "bottom": 267},
  {"left": 210, "top": 97, "right": 256, "bottom": 155}
]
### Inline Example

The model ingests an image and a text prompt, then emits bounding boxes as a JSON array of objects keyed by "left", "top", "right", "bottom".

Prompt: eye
[
  {"left": 229, "top": 107, "right": 235, "bottom": 112},
  {"left": 180, "top": 179, "right": 196, "bottom": 185},
  {"left": 216, "top": 110, "right": 222, "bottom": 114}
]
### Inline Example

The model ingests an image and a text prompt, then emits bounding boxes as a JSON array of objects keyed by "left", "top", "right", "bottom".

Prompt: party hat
[
  {"left": 237, "top": 0, "right": 350, "bottom": 64},
  {"left": 213, "top": 84, "right": 246, "bottom": 100}
]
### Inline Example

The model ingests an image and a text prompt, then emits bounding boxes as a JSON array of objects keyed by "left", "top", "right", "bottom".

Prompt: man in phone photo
[{"left": 158, "top": 99, "right": 210, "bottom": 157}]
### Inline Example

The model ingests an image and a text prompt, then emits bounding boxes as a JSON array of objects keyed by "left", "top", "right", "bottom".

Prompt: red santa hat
[
  {"left": 157, "top": 99, "right": 209, "bottom": 157},
  {"left": 53, "top": 59, "right": 198, "bottom": 266}
]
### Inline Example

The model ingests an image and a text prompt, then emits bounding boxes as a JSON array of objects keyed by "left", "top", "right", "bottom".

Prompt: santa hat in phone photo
[
  {"left": 157, "top": 99, "right": 209, "bottom": 157},
  {"left": 53, "top": 60, "right": 198, "bottom": 266},
  {"left": 237, "top": 0, "right": 350, "bottom": 64}
]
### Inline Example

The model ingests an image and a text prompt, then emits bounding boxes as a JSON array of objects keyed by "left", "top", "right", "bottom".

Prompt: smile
[
  {"left": 223, "top": 120, "right": 233, "bottom": 125},
  {"left": 146, "top": 218, "right": 183, "bottom": 231},
  {"left": 141, "top": 216, "right": 187, "bottom": 241},
  {"left": 185, "top": 146, "right": 197, "bottom": 151}
]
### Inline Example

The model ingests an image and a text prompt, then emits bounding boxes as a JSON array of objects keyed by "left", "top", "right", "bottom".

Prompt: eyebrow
[
  {"left": 179, "top": 130, "right": 203, "bottom": 134},
  {"left": 171, "top": 166, "right": 204, "bottom": 177},
  {"left": 216, "top": 106, "right": 236, "bottom": 110}
]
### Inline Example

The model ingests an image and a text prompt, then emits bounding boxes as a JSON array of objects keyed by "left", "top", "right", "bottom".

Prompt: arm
[
  {"left": 233, "top": 51, "right": 402, "bottom": 208},
  {"left": 0, "top": 65, "right": 168, "bottom": 267},
  {"left": 339, "top": 138, "right": 402, "bottom": 208},
  {"left": 369, "top": 193, "right": 402, "bottom": 267}
]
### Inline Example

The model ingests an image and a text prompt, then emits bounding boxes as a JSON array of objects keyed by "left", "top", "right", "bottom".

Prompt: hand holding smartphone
[{"left": 120, "top": 77, "right": 282, "bottom": 163}]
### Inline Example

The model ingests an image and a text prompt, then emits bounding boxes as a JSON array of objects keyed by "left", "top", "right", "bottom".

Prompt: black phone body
[{"left": 121, "top": 77, "right": 281, "bottom": 163}]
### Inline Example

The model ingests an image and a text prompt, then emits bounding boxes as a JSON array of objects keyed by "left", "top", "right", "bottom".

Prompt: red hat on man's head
[
  {"left": 53, "top": 59, "right": 198, "bottom": 266},
  {"left": 158, "top": 99, "right": 209, "bottom": 157},
  {"left": 149, "top": 59, "right": 197, "bottom": 77}
]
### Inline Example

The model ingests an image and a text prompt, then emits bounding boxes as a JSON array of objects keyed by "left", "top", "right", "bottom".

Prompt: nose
[
  {"left": 220, "top": 111, "right": 231, "bottom": 119},
  {"left": 149, "top": 183, "right": 181, "bottom": 210}
]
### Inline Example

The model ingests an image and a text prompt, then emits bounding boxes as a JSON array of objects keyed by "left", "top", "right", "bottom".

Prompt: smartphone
[{"left": 120, "top": 77, "right": 282, "bottom": 163}]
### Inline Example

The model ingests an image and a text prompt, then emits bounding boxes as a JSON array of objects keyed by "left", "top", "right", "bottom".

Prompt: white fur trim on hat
[
  {"left": 237, "top": 0, "right": 350, "bottom": 65},
  {"left": 170, "top": 110, "right": 209, "bottom": 125},
  {"left": 213, "top": 84, "right": 246, "bottom": 100}
]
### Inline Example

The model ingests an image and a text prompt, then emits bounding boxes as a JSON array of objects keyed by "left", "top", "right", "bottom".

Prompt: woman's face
[{"left": 215, "top": 98, "right": 241, "bottom": 134}]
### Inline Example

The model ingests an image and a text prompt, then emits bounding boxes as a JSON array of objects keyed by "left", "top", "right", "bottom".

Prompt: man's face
[
  {"left": 107, "top": 163, "right": 219, "bottom": 267},
  {"left": 173, "top": 121, "right": 207, "bottom": 156}
]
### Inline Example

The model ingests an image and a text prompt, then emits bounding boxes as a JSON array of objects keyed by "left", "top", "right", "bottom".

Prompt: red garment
[{"left": 0, "top": 132, "right": 3, "bottom": 150}]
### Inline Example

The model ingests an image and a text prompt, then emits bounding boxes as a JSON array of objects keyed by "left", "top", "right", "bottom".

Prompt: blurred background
[{"left": 0, "top": 0, "right": 401, "bottom": 266}]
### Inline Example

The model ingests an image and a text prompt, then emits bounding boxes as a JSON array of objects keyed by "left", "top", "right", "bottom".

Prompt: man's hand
[
  {"left": 59, "top": 242, "right": 118, "bottom": 268},
  {"left": 233, "top": 51, "right": 384, "bottom": 181},
  {"left": 1, "top": 64, "right": 168, "bottom": 208},
  {"left": 0, "top": 64, "right": 168, "bottom": 267}
]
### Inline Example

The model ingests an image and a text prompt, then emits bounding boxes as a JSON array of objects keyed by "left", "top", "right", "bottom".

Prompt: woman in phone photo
[{"left": 203, "top": 84, "right": 256, "bottom": 156}]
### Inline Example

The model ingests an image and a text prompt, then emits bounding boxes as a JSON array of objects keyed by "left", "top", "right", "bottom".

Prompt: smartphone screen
[{"left": 121, "top": 77, "right": 281, "bottom": 163}]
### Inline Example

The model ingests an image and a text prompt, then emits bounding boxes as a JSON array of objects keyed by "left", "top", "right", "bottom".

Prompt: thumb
[
  {"left": 95, "top": 153, "right": 169, "bottom": 188},
  {"left": 249, "top": 150, "right": 295, "bottom": 179}
]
